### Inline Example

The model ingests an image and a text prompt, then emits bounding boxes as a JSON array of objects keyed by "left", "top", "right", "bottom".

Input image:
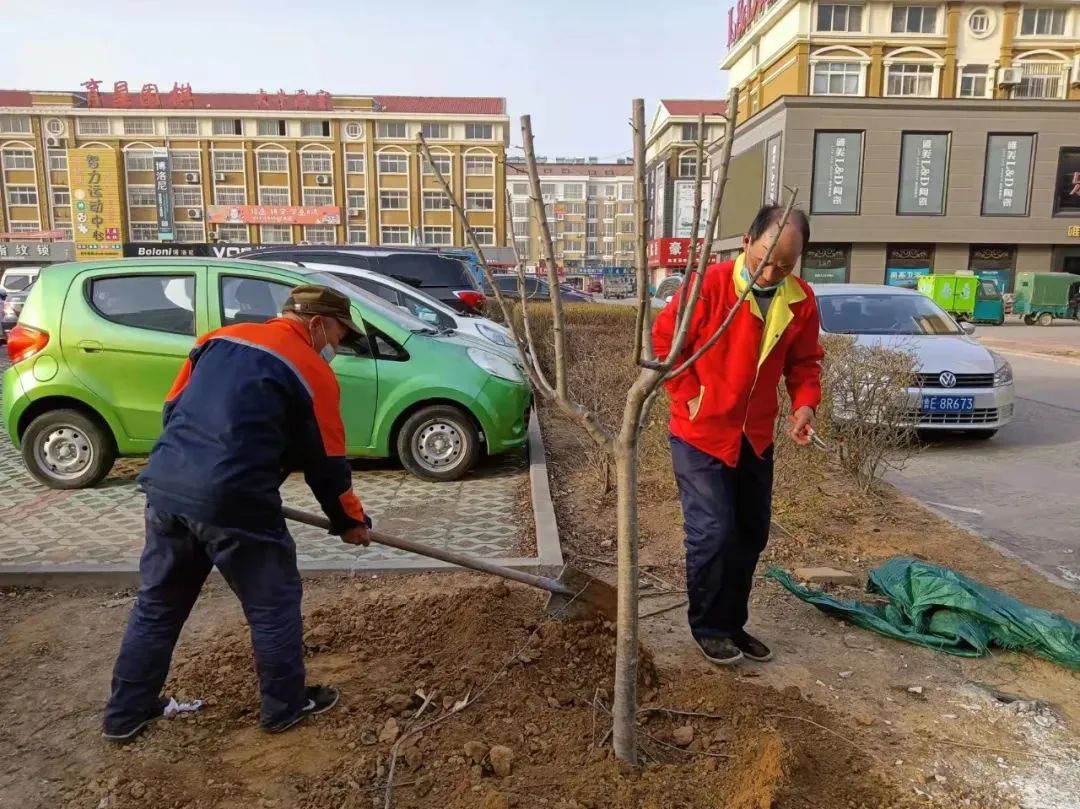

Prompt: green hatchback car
[{"left": 3, "top": 258, "right": 532, "bottom": 489}]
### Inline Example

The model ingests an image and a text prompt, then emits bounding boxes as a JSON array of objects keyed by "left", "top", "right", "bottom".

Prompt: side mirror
[{"left": 960, "top": 321, "right": 976, "bottom": 335}]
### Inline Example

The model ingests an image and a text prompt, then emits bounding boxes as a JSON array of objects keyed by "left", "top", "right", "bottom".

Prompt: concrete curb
[
  {"left": 0, "top": 413, "right": 565, "bottom": 587},
  {"left": 979, "top": 344, "right": 1080, "bottom": 368}
]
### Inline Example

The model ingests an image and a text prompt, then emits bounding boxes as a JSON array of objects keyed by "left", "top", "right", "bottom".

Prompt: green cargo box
[
  {"left": 1013, "top": 272, "right": 1080, "bottom": 325},
  {"left": 917, "top": 274, "right": 978, "bottom": 316}
]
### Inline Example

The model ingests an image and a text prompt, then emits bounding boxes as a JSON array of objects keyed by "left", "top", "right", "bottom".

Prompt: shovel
[{"left": 282, "top": 505, "right": 617, "bottom": 621}]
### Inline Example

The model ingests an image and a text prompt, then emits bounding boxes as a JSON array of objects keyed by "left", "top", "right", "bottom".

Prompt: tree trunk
[{"left": 611, "top": 438, "right": 640, "bottom": 764}]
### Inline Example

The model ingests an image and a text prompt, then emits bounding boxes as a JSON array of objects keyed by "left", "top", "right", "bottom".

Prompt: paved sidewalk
[{"left": 0, "top": 375, "right": 530, "bottom": 574}]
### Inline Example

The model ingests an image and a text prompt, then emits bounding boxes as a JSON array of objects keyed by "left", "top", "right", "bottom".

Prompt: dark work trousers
[
  {"left": 670, "top": 434, "right": 774, "bottom": 639},
  {"left": 104, "top": 505, "right": 306, "bottom": 731}
]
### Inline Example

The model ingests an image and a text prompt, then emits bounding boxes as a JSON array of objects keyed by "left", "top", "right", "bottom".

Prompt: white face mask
[{"left": 311, "top": 320, "right": 335, "bottom": 364}]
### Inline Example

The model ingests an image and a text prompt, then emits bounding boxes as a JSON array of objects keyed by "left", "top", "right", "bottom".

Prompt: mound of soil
[{"left": 63, "top": 580, "right": 912, "bottom": 809}]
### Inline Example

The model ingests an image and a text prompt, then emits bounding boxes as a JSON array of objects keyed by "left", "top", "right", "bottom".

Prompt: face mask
[
  {"left": 311, "top": 320, "right": 336, "bottom": 364},
  {"left": 741, "top": 260, "right": 783, "bottom": 292}
]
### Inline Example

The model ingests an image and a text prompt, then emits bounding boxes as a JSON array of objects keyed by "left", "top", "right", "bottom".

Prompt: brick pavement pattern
[{"left": 0, "top": 359, "right": 526, "bottom": 570}]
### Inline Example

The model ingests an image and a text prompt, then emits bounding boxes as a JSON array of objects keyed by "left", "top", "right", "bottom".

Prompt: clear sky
[{"left": 0, "top": 0, "right": 730, "bottom": 157}]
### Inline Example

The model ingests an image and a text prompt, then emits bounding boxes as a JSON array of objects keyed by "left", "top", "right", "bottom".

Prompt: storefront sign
[
  {"left": 811, "top": 132, "right": 862, "bottom": 214},
  {"left": 123, "top": 242, "right": 256, "bottom": 258},
  {"left": 898, "top": 133, "right": 948, "bottom": 215},
  {"left": 885, "top": 245, "right": 934, "bottom": 289},
  {"left": 982, "top": 134, "right": 1034, "bottom": 216},
  {"left": 968, "top": 245, "right": 1015, "bottom": 293},
  {"left": 763, "top": 134, "right": 782, "bottom": 205},
  {"left": 646, "top": 238, "right": 709, "bottom": 269},
  {"left": 885, "top": 267, "right": 931, "bottom": 288},
  {"left": 0, "top": 230, "right": 66, "bottom": 240},
  {"left": 67, "top": 147, "right": 123, "bottom": 259},
  {"left": 652, "top": 163, "right": 667, "bottom": 239},
  {"left": 673, "top": 179, "right": 710, "bottom": 238},
  {"left": 1068, "top": 225, "right": 1080, "bottom": 238},
  {"left": 728, "top": 0, "right": 779, "bottom": 46},
  {"left": 207, "top": 205, "right": 340, "bottom": 226},
  {"left": 801, "top": 244, "right": 848, "bottom": 284},
  {"left": 0, "top": 241, "right": 75, "bottom": 262},
  {"left": 153, "top": 148, "right": 174, "bottom": 241},
  {"left": 1053, "top": 148, "right": 1080, "bottom": 216}
]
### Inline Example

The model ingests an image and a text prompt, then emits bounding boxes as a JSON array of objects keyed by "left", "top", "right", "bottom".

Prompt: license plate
[{"left": 922, "top": 395, "right": 975, "bottom": 413}]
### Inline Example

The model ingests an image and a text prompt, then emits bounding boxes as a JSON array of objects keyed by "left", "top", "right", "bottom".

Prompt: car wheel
[
  {"left": 20, "top": 409, "right": 116, "bottom": 489},
  {"left": 1022, "top": 313, "right": 1037, "bottom": 325},
  {"left": 396, "top": 405, "right": 480, "bottom": 482},
  {"left": 1037, "top": 312, "right": 1054, "bottom": 327}
]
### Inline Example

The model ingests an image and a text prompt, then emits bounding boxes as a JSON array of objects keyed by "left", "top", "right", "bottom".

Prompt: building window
[
  {"left": 173, "top": 187, "right": 203, "bottom": 207},
  {"left": 213, "top": 118, "right": 242, "bottom": 136},
  {"left": 6, "top": 186, "right": 38, "bottom": 206},
  {"left": 541, "top": 183, "right": 556, "bottom": 196},
  {"left": 52, "top": 187, "right": 71, "bottom": 207},
  {"left": 130, "top": 222, "right": 159, "bottom": 241},
  {"left": 512, "top": 201, "right": 528, "bottom": 218},
  {"left": 603, "top": 222, "right": 615, "bottom": 237},
  {"left": 563, "top": 183, "right": 585, "bottom": 200},
  {"left": 1053, "top": 148, "right": 1080, "bottom": 216},
  {"left": 967, "top": 9, "right": 991, "bottom": 36},
  {"left": 56, "top": 223, "right": 74, "bottom": 240},
  {"left": 346, "top": 154, "right": 365, "bottom": 174},
  {"left": 121, "top": 118, "right": 154, "bottom": 135},
  {"left": 679, "top": 152, "right": 699, "bottom": 178},
  {"left": 347, "top": 190, "right": 366, "bottom": 211},
  {"left": 1020, "top": 8, "right": 1066, "bottom": 36},
  {"left": 817, "top": 3, "right": 863, "bottom": 32},
  {"left": 423, "top": 226, "right": 453, "bottom": 246},
  {"left": 347, "top": 227, "right": 368, "bottom": 244},
  {"left": 129, "top": 186, "right": 157, "bottom": 207},
  {"left": 301, "top": 120, "right": 330, "bottom": 138},
  {"left": 77, "top": 117, "right": 110, "bottom": 135},
  {"left": 620, "top": 184, "right": 635, "bottom": 200},
  {"left": 377, "top": 121, "right": 408, "bottom": 139},
  {"left": 466, "top": 191, "right": 494, "bottom": 210},
  {"left": 257, "top": 152, "right": 289, "bottom": 172},
  {"left": 213, "top": 151, "right": 245, "bottom": 173},
  {"left": 0, "top": 114, "right": 32, "bottom": 134},
  {"left": 303, "top": 225, "right": 335, "bottom": 244},
  {"left": 167, "top": 118, "right": 198, "bottom": 136},
  {"left": 302, "top": 187, "right": 334, "bottom": 206},
  {"left": 958, "top": 65, "right": 989, "bottom": 97},
  {"left": 465, "top": 155, "right": 494, "bottom": 176},
  {"left": 378, "top": 153, "right": 409, "bottom": 174},
  {"left": 215, "top": 224, "right": 250, "bottom": 242},
  {"left": 214, "top": 186, "right": 247, "bottom": 205},
  {"left": 423, "top": 153, "right": 452, "bottom": 176},
  {"left": 620, "top": 220, "right": 634, "bottom": 234},
  {"left": 258, "top": 225, "right": 292, "bottom": 244},
  {"left": 891, "top": 5, "right": 938, "bottom": 34},
  {"left": 49, "top": 151, "right": 68, "bottom": 171},
  {"left": 381, "top": 225, "right": 410, "bottom": 244},
  {"left": 170, "top": 150, "right": 201, "bottom": 172},
  {"left": 566, "top": 202, "right": 586, "bottom": 215},
  {"left": 886, "top": 63, "right": 936, "bottom": 97},
  {"left": 175, "top": 223, "right": 205, "bottom": 241},
  {"left": 2, "top": 149, "right": 35, "bottom": 170},
  {"left": 511, "top": 182, "right": 529, "bottom": 195},
  {"left": 1014, "top": 62, "right": 1067, "bottom": 99},
  {"left": 421, "top": 123, "right": 450, "bottom": 140},
  {"left": 258, "top": 119, "right": 287, "bottom": 137},
  {"left": 424, "top": 190, "right": 450, "bottom": 210},
  {"left": 812, "top": 61, "right": 864, "bottom": 95},
  {"left": 587, "top": 201, "right": 598, "bottom": 219},
  {"left": 259, "top": 186, "right": 290, "bottom": 205},
  {"left": 681, "top": 123, "right": 700, "bottom": 142},
  {"left": 380, "top": 189, "right": 409, "bottom": 210},
  {"left": 125, "top": 151, "right": 155, "bottom": 171},
  {"left": 513, "top": 220, "right": 529, "bottom": 237},
  {"left": 300, "top": 152, "right": 332, "bottom": 174},
  {"left": 465, "top": 124, "right": 493, "bottom": 140}
]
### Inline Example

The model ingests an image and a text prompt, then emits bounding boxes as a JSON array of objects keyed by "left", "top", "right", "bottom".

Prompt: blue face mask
[{"left": 741, "top": 261, "right": 783, "bottom": 292}]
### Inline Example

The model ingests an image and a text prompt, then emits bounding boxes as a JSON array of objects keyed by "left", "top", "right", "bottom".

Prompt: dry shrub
[{"left": 518, "top": 304, "right": 917, "bottom": 500}]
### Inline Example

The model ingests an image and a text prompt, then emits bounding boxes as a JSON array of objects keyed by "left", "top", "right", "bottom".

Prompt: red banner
[
  {"left": 207, "top": 205, "right": 341, "bottom": 225},
  {"left": 646, "top": 238, "right": 711, "bottom": 269},
  {"left": 0, "top": 230, "right": 66, "bottom": 241}
]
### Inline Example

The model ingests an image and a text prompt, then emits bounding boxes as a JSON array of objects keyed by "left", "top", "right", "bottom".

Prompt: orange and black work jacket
[
  {"left": 138, "top": 318, "right": 367, "bottom": 534},
  {"left": 652, "top": 255, "right": 824, "bottom": 466}
]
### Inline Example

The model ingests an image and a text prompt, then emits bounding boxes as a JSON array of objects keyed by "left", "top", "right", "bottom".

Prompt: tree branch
[
  {"left": 504, "top": 185, "right": 554, "bottom": 392},
  {"left": 631, "top": 98, "right": 653, "bottom": 364},
  {"left": 676, "top": 113, "right": 706, "bottom": 322}
]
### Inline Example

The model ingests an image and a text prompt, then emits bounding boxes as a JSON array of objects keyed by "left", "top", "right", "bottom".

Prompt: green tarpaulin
[{"left": 768, "top": 557, "right": 1080, "bottom": 670}]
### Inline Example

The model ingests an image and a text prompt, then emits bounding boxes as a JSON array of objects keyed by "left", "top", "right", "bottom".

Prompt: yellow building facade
[
  {"left": 723, "top": 0, "right": 1080, "bottom": 122},
  {"left": 0, "top": 87, "right": 508, "bottom": 253}
]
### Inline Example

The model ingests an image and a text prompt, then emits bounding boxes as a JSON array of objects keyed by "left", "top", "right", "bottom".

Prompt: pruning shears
[{"left": 806, "top": 426, "right": 830, "bottom": 453}]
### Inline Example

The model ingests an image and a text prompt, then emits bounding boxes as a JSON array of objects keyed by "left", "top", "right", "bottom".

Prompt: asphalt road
[{"left": 891, "top": 327, "right": 1080, "bottom": 591}]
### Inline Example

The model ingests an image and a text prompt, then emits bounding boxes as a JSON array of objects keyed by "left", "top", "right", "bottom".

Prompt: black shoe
[
  {"left": 694, "top": 635, "right": 744, "bottom": 665},
  {"left": 102, "top": 697, "right": 170, "bottom": 742},
  {"left": 732, "top": 630, "right": 773, "bottom": 662},
  {"left": 265, "top": 685, "right": 339, "bottom": 734}
]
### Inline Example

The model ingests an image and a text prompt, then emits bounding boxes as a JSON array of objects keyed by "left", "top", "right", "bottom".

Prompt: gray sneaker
[
  {"left": 265, "top": 685, "right": 339, "bottom": 734},
  {"left": 694, "top": 635, "right": 744, "bottom": 665}
]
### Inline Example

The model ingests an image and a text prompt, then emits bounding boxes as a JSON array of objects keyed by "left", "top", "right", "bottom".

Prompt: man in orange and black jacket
[
  {"left": 653, "top": 205, "right": 823, "bottom": 666},
  {"left": 104, "top": 285, "right": 370, "bottom": 740}
]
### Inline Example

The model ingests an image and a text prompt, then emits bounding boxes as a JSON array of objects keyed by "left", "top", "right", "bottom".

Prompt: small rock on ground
[{"left": 489, "top": 745, "right": 514, "bottom": 777}]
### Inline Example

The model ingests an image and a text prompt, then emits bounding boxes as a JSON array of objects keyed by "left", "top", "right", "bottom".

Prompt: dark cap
[{"left": 283, "top": 285, "right": 363, "bottom": 336}]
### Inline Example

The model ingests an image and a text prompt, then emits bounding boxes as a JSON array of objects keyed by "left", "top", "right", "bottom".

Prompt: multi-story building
[
  {"left": 709, "top": 1, "right": 1080, "bottom": 288},
  {"left": 0, "top": 83, "right": 508, "bottom": 266},
  {"left": 506, "top": 158, "right": 636, "bottom": 274}
]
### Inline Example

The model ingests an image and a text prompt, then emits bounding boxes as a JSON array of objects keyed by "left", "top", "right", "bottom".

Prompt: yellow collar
[{"left": 731, "top": 253, "right": 807, "bottom": 319}]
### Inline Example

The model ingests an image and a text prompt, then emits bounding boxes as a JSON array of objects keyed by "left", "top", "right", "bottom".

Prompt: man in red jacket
[{"left": 653, "top": 204, "right": 823, "bottom": 665}]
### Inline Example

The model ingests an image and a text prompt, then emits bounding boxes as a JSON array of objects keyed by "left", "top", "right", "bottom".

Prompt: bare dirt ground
[{"left": 1, "top": 408, "right": 1078, "bottom": 809}]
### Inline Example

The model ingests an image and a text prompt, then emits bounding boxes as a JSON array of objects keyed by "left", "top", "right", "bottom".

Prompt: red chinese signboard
[
  {"left": 79, "top": 79, "right": 330, "bottom": 110},
  {"left": 207, "top": 205, "right": 341, "bottom": 226},
  {"left": 727, "top": 0, "right": 779, "bottom": 47},
  {"left": 647, "top": 238, "right": 712, "bottom": 269}
]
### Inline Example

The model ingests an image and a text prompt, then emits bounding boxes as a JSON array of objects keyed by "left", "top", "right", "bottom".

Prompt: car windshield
[
  {"left": 818, "top": 293, "right": 962, "bottom": 336},
  {"left": 307, "top": 271, "right": 434, "bottom": 332}
]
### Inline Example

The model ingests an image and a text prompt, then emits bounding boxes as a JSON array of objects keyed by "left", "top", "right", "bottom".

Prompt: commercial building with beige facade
[
  {"left": 711, "top": 1, "right": 1080, "bottom": 289},
  {"left": 0, "top": 84, "right": 508, "bottom": 267}
]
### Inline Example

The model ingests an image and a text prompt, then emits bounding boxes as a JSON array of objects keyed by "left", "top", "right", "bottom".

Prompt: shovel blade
[{"left": 543, "top": 565, "right": 618, "bottom": 622}]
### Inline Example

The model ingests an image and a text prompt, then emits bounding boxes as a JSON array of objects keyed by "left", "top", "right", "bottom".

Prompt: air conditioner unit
[
  {"left": 187, "top": 208, "right": 202, "bottom": 220},
  {"left": 214, "top": 172, "right": 227, "bottom": 182},
  {"left": 997, "top": 67, "right": 1023, "bottom": 87},
  {"left": 316, "top": 174, "right": 331, "bottom": 186},
  {"left": 45, "top": 135, "right": 61, "bottom": 148},
  {"left": 348, "top": 207, "right": 362, "bottom": 215},
  {"left": 1071, "top": 55, "right": 1080, "bottom": 87},
  {"left": 184, "top": 172, "right": 200, "bottom": 183}
]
